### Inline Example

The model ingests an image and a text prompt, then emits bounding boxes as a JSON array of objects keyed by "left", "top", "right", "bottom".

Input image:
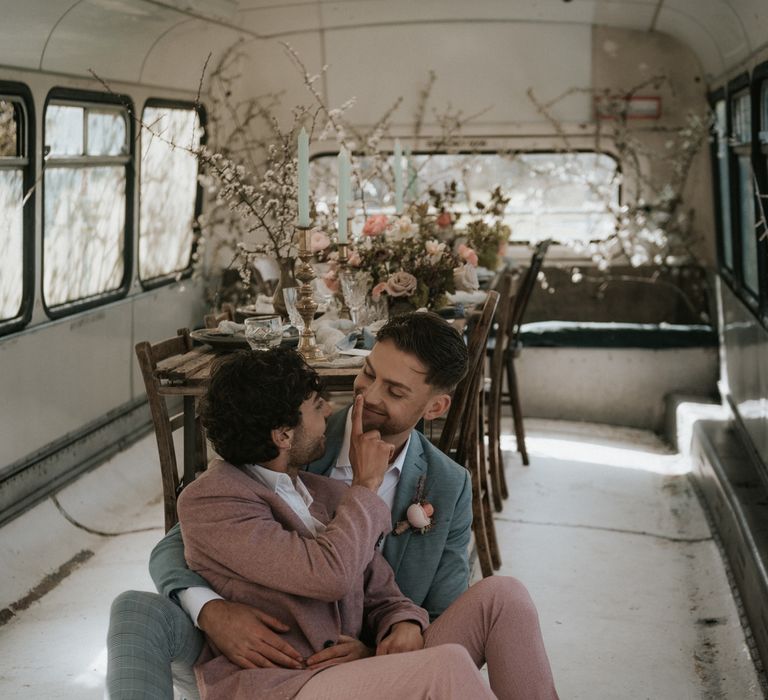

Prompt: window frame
[
  {"left": 0, "top": 81, "right": 35, "bottom": 336},
  {"left": 752, "top": 61, "right": 768, "bottom": 324},
  {"left": 724, "top": 73, "right": 760, "bottom": 313},
  {"left": 41, "top": 87, "right": 135, "bottom": 319},
  {"left": 138, "top": 98, "right": 207, "bottom": 291},
  {"left": 708, "top": 87, "right": 736, "bottom": 282},
  {"left": 309, "top": 147, "right": 622, "bottom": 246}
]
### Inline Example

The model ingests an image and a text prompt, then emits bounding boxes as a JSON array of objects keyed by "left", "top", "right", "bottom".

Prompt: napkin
[
  {"left": 445, "top": 290, "right": 488, "bottom": 305},
  {"left": 313, "top": 319, "right": 377, "bottom": 356},
  {"left": 217, "top": 320, "right": 245, "bottom": 335}
]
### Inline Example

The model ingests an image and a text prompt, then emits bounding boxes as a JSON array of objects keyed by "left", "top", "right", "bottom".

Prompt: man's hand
[
  {"left": 376, "top": 621, "right": 424, "bottom": 656},
  {"left": 305, "top": 635, "right": 373, "bottom": 670},
  {"left": 349, "top": 394, "right": 394, "bottom": 492},
  {"left": 198, "top": 599, "right": 304, "bottom": 669}
]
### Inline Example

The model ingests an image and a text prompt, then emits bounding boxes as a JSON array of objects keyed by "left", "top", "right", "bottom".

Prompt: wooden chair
[
  {"left": 486, "top": 271, "right": 517, "bottom": 510},
  {"left": 135, "top": 328, "right": 207, "bottom": 531},
  {"left": 504, "top": 239, "right": 551, "bottom": 466},
  {"left": 204, "top": 302, "right": 235, "bottom": 329},
  {"left": 436, "top": 290, "right": 501, "bottom": 578}
]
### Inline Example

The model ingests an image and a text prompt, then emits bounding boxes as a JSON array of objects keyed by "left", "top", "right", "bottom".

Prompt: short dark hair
[
  {"left": 376, "top": 311, "right": 468, "bottom": 392},
  {"left": 200, "top": 348, "right": 322, "bottom": 466}
]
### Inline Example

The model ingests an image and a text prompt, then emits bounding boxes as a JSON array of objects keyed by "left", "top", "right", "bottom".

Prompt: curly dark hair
[
  {"left": 200, "top": 348, "right": 322, "bottom": 466},
  {"left": 376, "top": 311, "right": 468, "bottom": 392}
]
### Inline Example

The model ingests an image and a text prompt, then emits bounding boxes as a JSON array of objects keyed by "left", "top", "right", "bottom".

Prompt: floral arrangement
[
  {"left": 392, "top": 476, "right": 434, "bottom": 535},
  {"left": 335, "top": 207, "right": 481, "bottom": 311},
  {"left": 190, "top": 46, "right": 500, "bottom": 310}
]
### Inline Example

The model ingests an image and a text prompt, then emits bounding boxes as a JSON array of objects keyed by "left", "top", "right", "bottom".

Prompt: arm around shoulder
[{"left": 149, "top": 522, "right": 211, "bottom": 599}]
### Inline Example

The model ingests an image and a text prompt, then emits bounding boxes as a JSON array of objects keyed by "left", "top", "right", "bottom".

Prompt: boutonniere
[{"left": 392, "top": 475, "right": 434, "bottom": 535}]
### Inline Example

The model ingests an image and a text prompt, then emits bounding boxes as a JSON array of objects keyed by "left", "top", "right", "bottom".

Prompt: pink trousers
[{"left": 296, "top": 576, "right": 560, "bottom": 700}]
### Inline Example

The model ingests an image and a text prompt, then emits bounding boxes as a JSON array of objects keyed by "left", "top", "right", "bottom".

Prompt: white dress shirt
[
  {"left": 329, "top": 407, "right": 409, "bottom": 513},
  {"left": 179, "top": 408, "right": 409, "bottom": 627}
]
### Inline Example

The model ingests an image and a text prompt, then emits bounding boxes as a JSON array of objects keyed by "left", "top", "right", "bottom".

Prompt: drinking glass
[
  {"left": 340, "top": 271, "right": 371, "bottom": 330},
  {"left": 244, "top": 315, "right": 282, "bottom": 351},
  {"left": 282, "top": 287, "right": 304, "bottom": 332}
]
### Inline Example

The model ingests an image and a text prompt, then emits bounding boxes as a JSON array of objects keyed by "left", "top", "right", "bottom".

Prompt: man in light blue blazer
[{"left": 107, "top": 312, "right": 472, "bottom": 699}]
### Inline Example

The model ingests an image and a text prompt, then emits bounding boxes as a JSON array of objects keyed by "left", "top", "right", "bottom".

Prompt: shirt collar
[
  {"left": 244, "top": 463, "right": 310, "bottom": 501},
  {"left": 335, "top": 407, "right": 410, "bottom": 476}
]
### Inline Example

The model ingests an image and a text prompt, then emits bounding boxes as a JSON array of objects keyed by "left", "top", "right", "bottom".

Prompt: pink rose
[
  {"left": 385, "top": 271, "right": 418, "bottom": 297},
  {"left": 371, "top": 281, "right": 389, "bottom": 301},
  {"left": 322, "top": 269, "right": 340, "bottom": 294},
  {"left": 436, "top": 211, "right": 452, "bottom": 228},
  {"left": 458, "top": 243, "right": 479, "bottom": 267},
  {"left": 363, "top": 214, "right": 390, "bottom": 237},
  {"left": 347, "top": 250, "right": 362, "bottom": 267},
  {"left": 310, "top": 229, "right": 331, "bottom": 253}
]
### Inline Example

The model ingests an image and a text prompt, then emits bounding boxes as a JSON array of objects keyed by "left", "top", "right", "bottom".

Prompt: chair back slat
[
  {"left": 508, "top": 239, "right": 551, "bottom": 342},
  {"left": 438, "top": 290, "right": 499, "bottom": 457},
  {"left": 135, "top": 328, "right": 203, "bottom": 532}
]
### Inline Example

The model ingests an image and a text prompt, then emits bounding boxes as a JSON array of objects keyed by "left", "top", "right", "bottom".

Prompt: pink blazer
[{"left": 177, "top": 460, "right": 429, "bottom": 700}]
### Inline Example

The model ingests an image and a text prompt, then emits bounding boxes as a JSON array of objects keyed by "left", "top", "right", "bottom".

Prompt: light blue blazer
[{"left": 305, "top": 409, "right": 472, "bottom": 620}]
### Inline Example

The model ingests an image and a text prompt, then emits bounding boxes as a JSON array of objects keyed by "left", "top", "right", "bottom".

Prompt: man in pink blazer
[{"left": 175, "top": 348, "right": 558, "bottom": 699}]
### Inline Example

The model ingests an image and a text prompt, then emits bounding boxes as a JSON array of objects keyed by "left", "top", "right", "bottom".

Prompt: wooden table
[{"left": 153, "top": 345, "right": 361, "bottom": 485}]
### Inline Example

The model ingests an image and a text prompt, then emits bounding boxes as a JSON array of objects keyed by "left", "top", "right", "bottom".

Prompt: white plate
[{"left": 338, "top": 348, "right": 371, "bottom": 357}]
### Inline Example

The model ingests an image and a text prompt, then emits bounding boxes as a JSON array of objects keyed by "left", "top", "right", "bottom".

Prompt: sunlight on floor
[
  {"left": 502, "top": 418, "right": 691, "bottom": 475},
  {"left": 73, "top": 648, "right": 108, "bottom": 691}
]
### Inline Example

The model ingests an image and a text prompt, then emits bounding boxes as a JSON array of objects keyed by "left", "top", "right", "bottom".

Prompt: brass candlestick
[
  {"left": 295, "top": 225, "right": 327, "bottom": 363},
  {"left": 337, "top": 240, "right": 351, "bottom": 320}
]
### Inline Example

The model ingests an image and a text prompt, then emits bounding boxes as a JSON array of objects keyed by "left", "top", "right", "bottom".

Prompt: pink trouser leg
[
  {"left": 424, "top": 576, "right": 560, "bottom": 700},
  {"left": 295, "top": 643, "right": 495, "bottom": 699}
]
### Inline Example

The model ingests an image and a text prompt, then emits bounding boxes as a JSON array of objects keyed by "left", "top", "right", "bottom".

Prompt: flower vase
[{"left": 272, "top": 258, "right": 296, "bottom": 319}]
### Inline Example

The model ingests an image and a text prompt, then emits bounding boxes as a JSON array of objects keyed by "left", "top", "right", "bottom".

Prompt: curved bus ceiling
[{"left": 0, "top": 0, "right": 764, "bottom": 94}]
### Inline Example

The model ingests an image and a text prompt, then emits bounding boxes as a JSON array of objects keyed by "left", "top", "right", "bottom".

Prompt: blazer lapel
[
  {"left": 233, "top": 466, "right": 317, "bottom": 538},
  {"left": 382, "top": 433, "right": 427, "bottom": 575}
]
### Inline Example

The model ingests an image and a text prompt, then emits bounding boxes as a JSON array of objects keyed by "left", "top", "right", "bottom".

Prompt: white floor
[{"left": 0, "top": 418, "right": 764, "bottom": 699}]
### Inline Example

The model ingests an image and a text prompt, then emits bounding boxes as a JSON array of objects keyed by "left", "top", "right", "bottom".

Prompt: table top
[{"left": 155, "top": 345, "right": 360, "bottom": 396}]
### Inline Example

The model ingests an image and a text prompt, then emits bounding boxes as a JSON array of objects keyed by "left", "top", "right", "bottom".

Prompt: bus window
[
  {"left": 42, "top": 94, "right": 131, "bottom": 312},
  {"left": 139, "top": 102, "right": 204, "bottom": 284},
  {"left": 730, "top": 90, "right": 759, "bottom": 297},
  {"left": 0, "top": 96, "right": 26, "bottom": 323},
  {"left": 310, "top": 151, "right": 619, "bottom": 244},
  {"left": 713, "top": 99, "right": 734, "bottom": 272}
]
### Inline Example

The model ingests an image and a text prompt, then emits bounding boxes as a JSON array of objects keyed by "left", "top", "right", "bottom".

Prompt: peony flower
[
  {"left": 371, "top": 281, "right": 389, "bottom": 301},
  {"left": 453, "top": 264, "right": 479, "bottom": 292},
  {"left": 362, "top": 214, "right": 390, "bottom": 236},
  {"left": 385, "top": 271, "right": 418, "bottom": 297},
  {"left": 436, "top": 211, "right": 452, "bottom": 228},
  {"left": 387, "top": 215, "right": 418, "bottom": 241},
  {"left": 457, "top": 243, "right": 479, "bottom": 267},
  {"left": 309, "top": 229, "right": 331, "bottom": 253},
  {"left": 322, "top": 269, "right": 340, "bottom": 294},
  {"left": 406, "top": 502, "right": 433, "bottom": 529},
  {"left": 424, "top": 239, "right": 446, "bottom": 256},
  {"left": 347, "top": 249, "right": 362, "bottom": 267},
  {"left": 424, "top": 239, "right": 447, "bottom": 265}
]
